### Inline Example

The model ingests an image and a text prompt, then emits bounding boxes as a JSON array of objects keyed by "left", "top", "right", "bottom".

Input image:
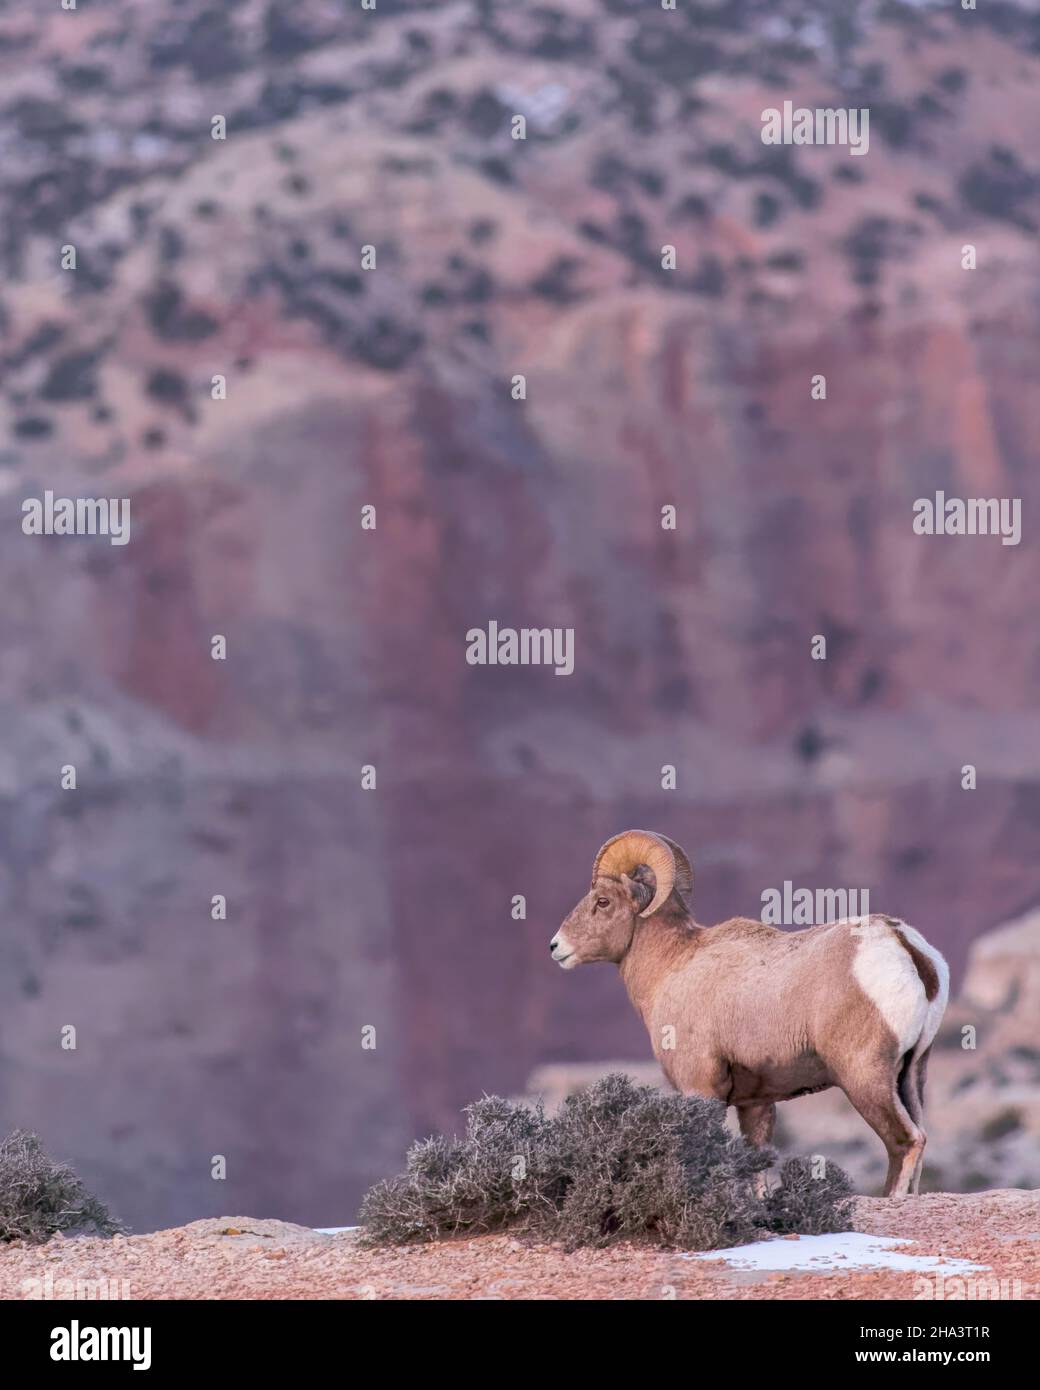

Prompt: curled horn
[
  {"left": 592, "top": 829, "right": 692, "bottom": 918},
  {"left": 655, "top": 834, "right": 694, "bottom": 909}
]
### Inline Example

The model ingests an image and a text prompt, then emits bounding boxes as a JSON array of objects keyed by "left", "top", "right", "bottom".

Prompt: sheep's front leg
[
  {"left": 678, "top": 1055, "right": 733, "bottom": 1104},
  {"left": 737, "top": 1102, "right": 776, "bottom": 1198}
]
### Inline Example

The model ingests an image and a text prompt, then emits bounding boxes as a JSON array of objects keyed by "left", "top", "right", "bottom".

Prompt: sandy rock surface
[{"left": 1, "top": 1193, "right": 1037, "bottom": 1301}]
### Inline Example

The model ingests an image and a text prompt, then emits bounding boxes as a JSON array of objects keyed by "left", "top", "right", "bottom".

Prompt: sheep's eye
[{"left": 596, "top": 897, "right": 610, "bottom": 909}]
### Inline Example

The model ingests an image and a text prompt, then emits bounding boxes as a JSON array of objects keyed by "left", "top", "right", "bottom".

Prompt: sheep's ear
[{"left": 620, "top": 871, "right": 653, "bottom": 914}]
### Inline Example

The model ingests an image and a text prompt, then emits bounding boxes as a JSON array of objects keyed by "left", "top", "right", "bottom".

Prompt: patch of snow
[
  {"left": 683, "top": 1232, "right": 988, "bottom": 1275},
  {"left": 314, "top": 1226, "right": 360, "bottom": 1235}
]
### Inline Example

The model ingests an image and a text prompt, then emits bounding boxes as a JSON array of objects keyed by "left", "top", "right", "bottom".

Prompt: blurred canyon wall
[{"left": 0, "top": 0, "right": 1039, "bottom": 1226}]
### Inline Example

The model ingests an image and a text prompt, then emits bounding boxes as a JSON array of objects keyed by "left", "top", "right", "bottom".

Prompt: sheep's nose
[{"left": 549, "top": 939, "right": 558, "bottom": 954}]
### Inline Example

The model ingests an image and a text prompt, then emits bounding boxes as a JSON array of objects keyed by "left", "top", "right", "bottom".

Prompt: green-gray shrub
[
  {"left": 0, "top": 1131, "right": 124, "bottom": 1244},
  {"left": 359, "top": 1073, "right": 853, "bottom": 1251},
  {"left": 762, "top": 1156, "right": 854, "bottom": 1235}
]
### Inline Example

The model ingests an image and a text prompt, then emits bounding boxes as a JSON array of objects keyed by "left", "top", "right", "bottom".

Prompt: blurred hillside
[{"left": 1, "top": 0, "right": 1039, "bottom": 1229}]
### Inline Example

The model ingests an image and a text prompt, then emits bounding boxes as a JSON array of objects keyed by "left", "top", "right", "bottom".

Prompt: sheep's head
[{"left": 550, "top": 830, "right": 693, "bottom": 968}]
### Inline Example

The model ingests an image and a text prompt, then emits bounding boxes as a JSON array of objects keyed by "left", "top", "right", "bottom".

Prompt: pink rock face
[{"left": 1, "top": 1, "right": 1039, "bottom": 1232}]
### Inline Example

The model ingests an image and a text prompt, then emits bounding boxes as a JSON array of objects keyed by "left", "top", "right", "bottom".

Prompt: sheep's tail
[
  {"left": 897, "top": 1047, "right": 920, "bottom": 1118},
  {"left": 891, "top": 921, "right": 949, "bottom": 1121}
]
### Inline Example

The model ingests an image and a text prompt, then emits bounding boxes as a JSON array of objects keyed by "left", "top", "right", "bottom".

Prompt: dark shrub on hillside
[
  {"left": 359, "top": 1074, "right": 853, "bottom": 1251},
  {"left": 960, "top": 148, "right": 1037, "bottom": 228},
  {"left": 0, "top": 1131, "right": 124, "bottom": 1243},
  {"left": 980, "top": 1107, "right": 1023, "bottom": 1142}
]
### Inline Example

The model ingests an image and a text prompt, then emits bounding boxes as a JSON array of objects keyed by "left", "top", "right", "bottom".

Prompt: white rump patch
[
  {"left": 895, "top": 920, "right": 950, "bottom": 1054},
  {"left": 851, "top": 918, "right": 945, "bottom": 1054}
]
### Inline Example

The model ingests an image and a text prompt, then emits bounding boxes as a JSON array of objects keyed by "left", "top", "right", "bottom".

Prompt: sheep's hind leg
[
  {"left": 737, "top": 1102, "right": 776, "bottom": 1198},
  {"left": 903, "top": 1047, "right": 931, "bottom": 1194},
  {"left": 842, "top": 1072, "right": 923, "bottom": 1197}
]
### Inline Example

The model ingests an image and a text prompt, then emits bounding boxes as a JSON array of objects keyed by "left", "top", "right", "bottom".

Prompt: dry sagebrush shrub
[
  {"left": 360, "top": 1073, "right": 852, "bottom": 1250},
  {"left": 762, "top": 1156, "right": 854, "bottom": 1235},
  {"left": 0, "top": 1130, "right": 124, "bottom": 1244}
]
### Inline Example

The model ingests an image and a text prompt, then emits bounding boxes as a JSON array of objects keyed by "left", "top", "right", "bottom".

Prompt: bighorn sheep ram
[{"left": 550, "top": 830, "right": 949, "bottom": 1196}]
